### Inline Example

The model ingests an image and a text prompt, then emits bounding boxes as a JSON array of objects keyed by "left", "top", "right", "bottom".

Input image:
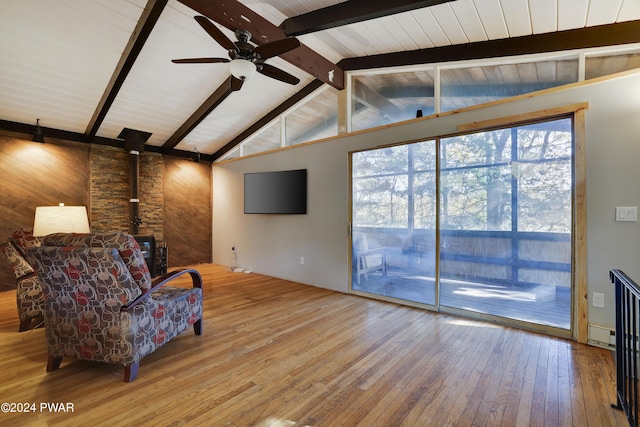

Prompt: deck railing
[
  {"left": 610, "top": 269, "right": 640, "bottom": 427},
  {"left": 354, "top": 227, "right": 571, "bottom": 288}
]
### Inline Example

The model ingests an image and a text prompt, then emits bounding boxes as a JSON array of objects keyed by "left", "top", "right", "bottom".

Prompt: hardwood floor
[{"left": 0, "top": 264, "right": 627, "bottom": 426}]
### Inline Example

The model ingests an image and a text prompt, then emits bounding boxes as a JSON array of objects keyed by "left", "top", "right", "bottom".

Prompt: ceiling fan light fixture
[{"left": 229, "top": 58, "right": 256, "bottom": 81}]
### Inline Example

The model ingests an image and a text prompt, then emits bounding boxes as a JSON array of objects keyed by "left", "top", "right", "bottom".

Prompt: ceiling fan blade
[
  {"left": 254, "top": 37, "right": 300, "bottom": 60},
  {"left": 172, "top": 57, "right": 230, "bottom": 64},
  {"left": 258, "top": 63, "right": 300, "bottom": 85},
  {"left": 194, "top": 15, "right": 237, "bottom": 52}
]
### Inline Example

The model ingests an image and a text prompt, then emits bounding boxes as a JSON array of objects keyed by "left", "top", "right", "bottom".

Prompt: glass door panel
[
  {"left": 350, "top": 117, "right": 573, "bottom": 332},
  {"left": 352, "top": 141, "right": 437, "bottom": 305},
  {"left": 439, "top": 119, "right": 572, "bottom": 329}
]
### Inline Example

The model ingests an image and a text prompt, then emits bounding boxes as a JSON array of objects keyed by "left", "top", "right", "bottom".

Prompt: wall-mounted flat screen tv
[{"left": 244, "top": 169, "right": 307, "bottom": 214}]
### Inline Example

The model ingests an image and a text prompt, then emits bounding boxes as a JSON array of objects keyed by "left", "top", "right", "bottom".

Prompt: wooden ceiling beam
[
  {"left": 84, "top": 0, "right": 169, "bottom": 140},
  {"left": 340, "top": 20, "right": 640, "bottom": 71},
  {"left": 280, "top": 0, "right": 456, "bottom": 36},
  {"left": 177, "top": 0, "right": 344, "bottom": 90},
  {"left": 0, "top": 120, "right": 212, "bottom": 161},
  {"left": 163, "top": 77, "right": 243, "bottom": 151}
]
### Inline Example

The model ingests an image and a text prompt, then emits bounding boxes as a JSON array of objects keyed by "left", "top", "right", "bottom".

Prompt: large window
[
  {"left": 440, "top": 59, "right": 579, "bottom": 112},
  {"left": 218, "top": 45, "right": 638, "bottom": 162},
  {"left": 352, "top": 70, "right": 435, "bottom": 132},
  {"left": 243, "top": 120, "right": 281, "bottom": 156},
  {"left": 285, "top": 86, "right": 339, "bottom": 146},
  {"left": 351, "top": 116, "right": 574, "bottom": 333}
]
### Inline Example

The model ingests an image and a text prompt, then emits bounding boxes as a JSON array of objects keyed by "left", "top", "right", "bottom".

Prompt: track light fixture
[
  {"left": 32, "top": 118, "right": 45, "bottom": 143},
  {"left": 193, "top": 148, "right": 201, "bottom": 163}
]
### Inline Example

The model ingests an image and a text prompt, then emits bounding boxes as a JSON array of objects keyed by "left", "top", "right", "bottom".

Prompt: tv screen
[{"left": 244, "top": 169, "right": 307, "bottom": 214}]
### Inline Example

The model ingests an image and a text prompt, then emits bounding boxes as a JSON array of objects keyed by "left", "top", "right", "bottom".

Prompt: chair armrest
[{"left": 122, "top": 268, "right": 202, "bottom": 311}]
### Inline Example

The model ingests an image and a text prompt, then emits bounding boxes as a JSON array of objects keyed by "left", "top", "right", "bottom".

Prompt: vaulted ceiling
[{"left": 1, "top": 0, "right": 639, "bottom": 161}]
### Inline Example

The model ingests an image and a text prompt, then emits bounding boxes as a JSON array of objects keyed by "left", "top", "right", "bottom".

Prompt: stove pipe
[{"left": 117, "top": 128, "right": 151, "bottom": 235}]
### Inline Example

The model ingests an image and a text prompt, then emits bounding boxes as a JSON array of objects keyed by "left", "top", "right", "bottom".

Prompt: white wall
[{"left": 213, "top": 70, "right": 640, "bottom": 329}]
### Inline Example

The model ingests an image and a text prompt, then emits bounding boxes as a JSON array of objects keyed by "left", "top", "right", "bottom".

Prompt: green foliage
[{"left": 352, "top": 118, "right": 572, "bottom": 233}]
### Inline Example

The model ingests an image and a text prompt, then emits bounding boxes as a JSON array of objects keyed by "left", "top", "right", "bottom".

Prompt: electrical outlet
[
  {"left": 593, "top": 292, "right": 604, "bottom": 308},
  {"left": 300, "top": 256, "right": 305, "bottom": 265}
]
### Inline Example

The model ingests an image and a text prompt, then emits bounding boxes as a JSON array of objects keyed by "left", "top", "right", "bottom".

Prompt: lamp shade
[
  {"left": 33, "top": 205, "right": 90, "bottom": 236},
  {"left": 229, "top": 59, "right": 256, "bottom": 80}
]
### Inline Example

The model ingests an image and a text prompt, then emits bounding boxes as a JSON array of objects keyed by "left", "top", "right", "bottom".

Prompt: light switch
[{"left": 616, "top": 206, "right": 638, "bottom": 222}]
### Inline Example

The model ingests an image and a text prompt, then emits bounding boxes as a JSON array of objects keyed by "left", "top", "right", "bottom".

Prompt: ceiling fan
[{"left": 172, "top": 16, "right": 301, "bottom": 85}]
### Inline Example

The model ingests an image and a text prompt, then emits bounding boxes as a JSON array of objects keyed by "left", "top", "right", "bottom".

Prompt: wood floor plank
[
  {"left": 0, "top": 264, "right": 624, "bottom": 426},
  {"left": 499, "top": 329, "right": 532, "bottom": 426},
  {"left": 590, "top": 347, "right": 627, "bottom": 426},
  {"left": 331, "top": 313, "right": 458, "bottom": 426},
  {"left": 514, "top": 332, "right": 542, "bottom": 426},
  {"left": 545, "top": 338, "right": 561, "bottom": 426},
  {"left": 456, "top": 329, "right": 508, "bottom": 425},
  {"left": 577, "top": 344, "right": 612, "bottom": 427},
  {"left": 568, "top": 344, "right": 590, "bottom": 427},
  {"left": 557, "top": 340, "right": 574, "bottom": 427},
  {"left": 530, "top": 336, "right": 550, "bottom": 427},
  {"left": 401, "top": 320, "right": 500, "bottom": 425},
  {"left": 475, "top": 327, "right": 525, "bottom": 427}
]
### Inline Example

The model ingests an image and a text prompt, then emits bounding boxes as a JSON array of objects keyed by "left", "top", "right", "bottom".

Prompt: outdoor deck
[
  {"left": 353, "top": 268, "right": 571, "bottom": 330},
  {"left": 353, "top": 227, "right": 572, "bottom": 330}
]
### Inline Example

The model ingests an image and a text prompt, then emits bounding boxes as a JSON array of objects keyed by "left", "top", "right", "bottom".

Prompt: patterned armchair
[
  {"left": 26, "top": 231, "right": 203, "bottom": 382},
  {"left": 0, "top": 229, "right": 46, "bottom": 331}
]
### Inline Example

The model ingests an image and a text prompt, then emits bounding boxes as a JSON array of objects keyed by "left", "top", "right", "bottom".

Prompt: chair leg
[
  {"left": 18, "top": 315, "right": 44, "bottom": 332},
  {"left": 194, "top": 318, "right": 202, "bottom": 336},
  {"left": 18, "top": 318, "right": 32, "bottom": 332},
  {"left": 124, "top": 362, "right": 139, "bottom": 383},
  {"left": 47, "top": 355, "right": 62, "bottom": 372}
]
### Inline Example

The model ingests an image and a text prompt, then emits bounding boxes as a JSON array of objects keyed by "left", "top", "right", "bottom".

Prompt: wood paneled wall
[
  {"left": 163, "top": 156, "right": 212, "bottom": 267},
  {"left": 0, "top": 135, "right": 90, "bottom": 291},
  {"left": 0, "top": 134, "right": 212, "bottom": 291}
]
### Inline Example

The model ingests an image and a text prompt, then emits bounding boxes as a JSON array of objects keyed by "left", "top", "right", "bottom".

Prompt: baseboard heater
[{"left": 588, "top": 324, "right": 615, "bottom": 349}]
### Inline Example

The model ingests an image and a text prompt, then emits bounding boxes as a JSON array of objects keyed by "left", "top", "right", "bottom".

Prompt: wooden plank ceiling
[{"left": 1, "top": 0, "right": 639, "bottom": 161}]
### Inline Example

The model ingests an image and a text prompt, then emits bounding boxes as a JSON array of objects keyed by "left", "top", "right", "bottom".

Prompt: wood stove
[{"left": 134, "top": 235, "right": 156, "bottom": 277}]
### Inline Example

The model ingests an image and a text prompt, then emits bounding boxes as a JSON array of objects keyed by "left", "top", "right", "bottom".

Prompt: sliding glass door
[
  {"left": 352, "top": 141, "right": 437, "bottom": 305},
  {"left": 351, "top": 117, "right": 573, "bottom": 331}
]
